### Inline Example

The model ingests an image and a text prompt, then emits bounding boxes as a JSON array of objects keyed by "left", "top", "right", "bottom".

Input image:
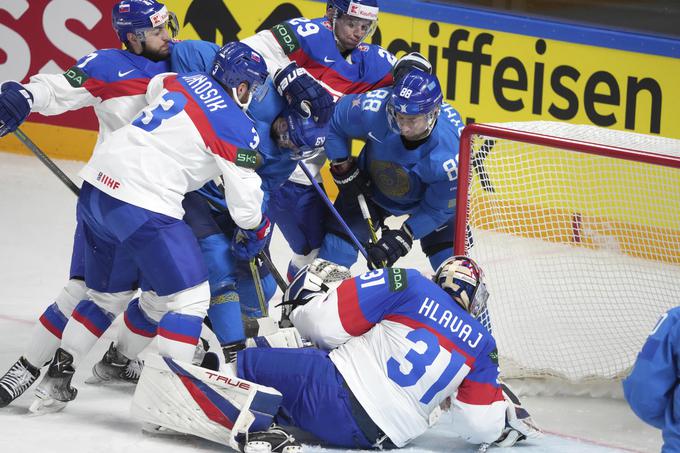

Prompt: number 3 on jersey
[
  {"left": 133, "top": 91, "right": 187, "bottom": 132},
  {"left": 387, "top": 328, "right": 466, "bottom": 404}
]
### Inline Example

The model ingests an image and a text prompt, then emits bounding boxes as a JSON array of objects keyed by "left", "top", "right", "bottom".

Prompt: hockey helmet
[
  {"left": 112, "top": 0, "right": 179, "bottom": 43},
  {"left": 387, "top": 69, "right": 442, "bottom": 139},
  {"left": 279, "top": 109, "right": 329, "bottom": 160},
  {"left": 211, "top": 42, "right": 270, "bottom": 110},
  {"left": 327, "top": 0, "right": 379, "bottom": 45},
  {"left": 433, "top": 255, "right": 489, "bottom": 319}
]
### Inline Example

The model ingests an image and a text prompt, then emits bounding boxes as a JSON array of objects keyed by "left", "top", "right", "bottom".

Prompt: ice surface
[{"left": 0, "top": 152, "right": 661, "bottom": 452}]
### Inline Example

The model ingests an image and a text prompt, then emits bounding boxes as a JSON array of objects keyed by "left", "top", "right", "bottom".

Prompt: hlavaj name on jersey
[
  {"left": 418, "top": 297, "right": 483, "bottom": 348},
  {"left": 181, "top": 74, "right": 228, "bottom": 112}
]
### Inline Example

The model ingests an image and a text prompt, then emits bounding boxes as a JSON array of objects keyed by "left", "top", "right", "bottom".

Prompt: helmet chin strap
[{"left": 231, "top": 87, "right": 252, "bottom": 111}]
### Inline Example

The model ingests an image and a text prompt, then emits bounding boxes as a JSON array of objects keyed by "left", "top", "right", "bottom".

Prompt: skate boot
[
  {"left": 85, "top": 342, "right": 143, "bottom": 384},
  {"left": 238, "top": 426, "right": 302, "bottom": 453},
  {"left": 30, "top": 348, "right": 77, "bottom": 414},
  {"left": 0, "top": 357, "right": 40, "bottom": 407}
]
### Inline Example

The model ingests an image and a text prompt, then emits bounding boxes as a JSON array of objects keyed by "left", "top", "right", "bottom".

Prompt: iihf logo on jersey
[{"left": 96, "top": 172, "right": 121, "bottom": 190}]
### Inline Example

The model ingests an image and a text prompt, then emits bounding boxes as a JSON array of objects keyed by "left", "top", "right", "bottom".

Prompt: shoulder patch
[
  {"left": 63, "top": 66, "right": 89, "bottom": 88},
  {"left": 488, "top": 348, "right": 499, "bottom": 364},
  {"left": 271, "top": 22, "right": 301, "bottom": 55},
  {"left": 235, "top": 149, "right": 260, "bottom": 169},
  {"left": 388, "top": 268, "right": 408, "bottom": 292}
]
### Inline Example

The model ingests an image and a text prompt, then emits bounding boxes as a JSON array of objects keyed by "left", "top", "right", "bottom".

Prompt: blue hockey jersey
[
  {"left": 624, "top": 306, "right": 680, "bottom": 452},
  {"left": 326, "top": 88, "right": 465, "bottom": 239}
]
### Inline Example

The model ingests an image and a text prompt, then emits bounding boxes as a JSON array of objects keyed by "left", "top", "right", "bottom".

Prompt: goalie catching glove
[
  {"left": 281, "top": 259, "right": 351, "bottom": 310},
  {"left": 495, "top": 383, "right": 542, "bottom": 447},
  {"left": 274, "top": 62, "right": 334, "bottom": 124}
]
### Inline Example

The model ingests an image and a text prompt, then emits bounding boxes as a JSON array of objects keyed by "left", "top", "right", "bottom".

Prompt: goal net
[{"left": 455, "top": 121, "right": 680, "bottom": 384}]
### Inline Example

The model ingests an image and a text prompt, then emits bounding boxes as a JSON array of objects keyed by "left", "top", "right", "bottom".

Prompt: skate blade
[
  {"left": 141, "top": 422, "right": 189, "bottom": 437},
  {"left": 84, "top": 374, "right": 108, "bottom": 385},
  {"left": 28, "top": 396, "right": 68, "bottom": 415}
]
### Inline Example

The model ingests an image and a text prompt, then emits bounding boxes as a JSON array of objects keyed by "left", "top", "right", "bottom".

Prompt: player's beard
[{"left": 139, "top": 42, "right": 170, "bottom": 62}]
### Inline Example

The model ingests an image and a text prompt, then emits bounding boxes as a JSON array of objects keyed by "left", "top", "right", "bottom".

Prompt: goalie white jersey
[
  {"left": 290, "top": 268, "right": 507, "bottom": 447},
  {"left": 79, "top": 72, "right": 263, "bottom": 227}
]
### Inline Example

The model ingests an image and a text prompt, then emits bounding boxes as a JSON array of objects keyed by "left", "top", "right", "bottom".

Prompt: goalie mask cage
[{"left": 455, "top": 122, "right": 680, "bottom": 383}]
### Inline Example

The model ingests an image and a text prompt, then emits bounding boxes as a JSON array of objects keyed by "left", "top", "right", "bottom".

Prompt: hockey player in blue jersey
[
  {"left": 0, "top": 0, "right": 189, "bottom": 407},
  {"left": 171, "top": 0, "right": 433, "bottom": 281},
  {"left": 241, "top": 0, "right": 420, "bottom": 280},
  {"left": 319, "top": 68, "right": 465, "bottom": 271},
  {"left": 180, "top": 103, "right": 330, "bottom": 362},
  {"left": 233, "top": 256, "right": 540, "bottom": 449},
  {"left": 623, "top": 306, "right": 680, "bottom": 451}
]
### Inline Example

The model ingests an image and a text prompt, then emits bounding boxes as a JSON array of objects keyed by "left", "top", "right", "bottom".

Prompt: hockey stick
[
  {"left": 13, "top": 128, "right": 80, "bottom": 196},
  {"left": 249, "top": 258, "right": 268, "bottom": 316},
  {"left": 357, "top": 194, "right": 385, "bottom": 268},
  {"left": 257, "top": 250, "right": 287, "bottom": 292},
  {"left": 297, "top": 161, "right": 369, "bottom": 260}
]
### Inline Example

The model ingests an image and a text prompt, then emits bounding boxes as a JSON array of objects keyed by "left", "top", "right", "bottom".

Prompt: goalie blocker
[{"left": 131, "top": 353, "right": 299, "bottom": 452}]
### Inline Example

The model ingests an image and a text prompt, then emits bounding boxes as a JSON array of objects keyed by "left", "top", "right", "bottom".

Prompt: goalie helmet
[
  {"left": 280, "top": 109, "right": 329, "bottom": 160},
  {"left": 211, "top": 42, "right": 269, "bottom": 110},
  {"left": 433, "top": 256, "right": 489, "bottom": 319},
  {"left": 112, "top": 0, "right": 179, "bottom": 43}
]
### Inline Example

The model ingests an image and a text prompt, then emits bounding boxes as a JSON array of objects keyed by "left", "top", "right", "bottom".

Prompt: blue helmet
[
  {"left": 327, "top": 0, "right": 379, "bottom": 44},
  {"left": 387, "top": 69, "right": 442, "bottom": 138},
  {"left": 434, "top": 256, "right": 489, "bottom": 320},
  {"left": 211, "top": 42, "right": 269, "bottom": 110},
  {"left": 280, "top": 109, "right": 328, "bottom": 160},
  {"left": 112, "top": 0, "right": 179, "bottom": 43}
]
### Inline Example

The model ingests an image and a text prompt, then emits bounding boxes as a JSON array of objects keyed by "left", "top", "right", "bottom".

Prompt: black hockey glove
[
  {"left": 367, "top": 224, "right": 414, "bottom": 269},
  {"left": 391, "top": 52, "right": 432, "bottom": 84},
  {"left": 274, "top": 62, "right": 334, "bottom": 123},
  {"left": 330, "top": 157, "right": 371, "bottom": 200}
]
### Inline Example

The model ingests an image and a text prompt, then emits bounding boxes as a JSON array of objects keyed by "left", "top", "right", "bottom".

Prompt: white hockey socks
[{"left": 24, "top": 279, "right": 87, "bottom": 367}]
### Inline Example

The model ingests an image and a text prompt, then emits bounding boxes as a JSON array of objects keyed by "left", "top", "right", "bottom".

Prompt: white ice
[{"left": 0, "top": 152, "right": 662, "bottom": 452}]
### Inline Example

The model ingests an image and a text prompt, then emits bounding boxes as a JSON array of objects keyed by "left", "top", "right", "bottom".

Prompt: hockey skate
[
  {"left": 0, "top": 357, "right": 40, "bottom": 407},
  {"left": 29, "top": 348, "right": 77, "bottom": 415},
  {"left": 237, "top": 426, "right": 302, "bottom": 453},
  {"left": 85, "top": 342, "right": 143, "bottom": 385}
]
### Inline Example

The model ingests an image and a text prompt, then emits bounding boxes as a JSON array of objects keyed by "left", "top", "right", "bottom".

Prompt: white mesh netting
[{"left": 460, "top": 122, "right": 680, "bottom": 384}]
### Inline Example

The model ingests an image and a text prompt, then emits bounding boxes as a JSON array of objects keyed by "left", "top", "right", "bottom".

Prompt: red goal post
[{"left": 454, "top": 122, "right": 680, "bottom": 383}]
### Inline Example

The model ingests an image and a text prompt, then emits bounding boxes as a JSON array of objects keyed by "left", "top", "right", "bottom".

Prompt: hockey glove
[
  {"left": 281, "top": 258, "right": 350, "bottom": 308},
  {"left": 274, "top": 62, "right": 334, "bottom": 123},
  {"left": 0, "top": 81, "right": 33, "bottom": 137},
  {"left": 367, "top": 224, "right": 414, "bottom": 269},
  {"left": 330, "top": 157, "right": 371, "bottom": 200},
  {"left": 232, "top": 217, "right": 272, "bottom": 261},
  {"left": 392, "top": 52, "right": 433, "bottom": 84},
  {"left": 495, "top": 383, "right": 543, "bottom": 447}
]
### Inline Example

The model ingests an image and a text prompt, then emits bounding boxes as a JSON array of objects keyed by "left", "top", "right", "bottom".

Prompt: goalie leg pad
[
  {"left": 245, "top": 327, "right": 305, "bottom": 349},
  {"left": 131, "top": 353, "right": 282, "bottom": 450}
]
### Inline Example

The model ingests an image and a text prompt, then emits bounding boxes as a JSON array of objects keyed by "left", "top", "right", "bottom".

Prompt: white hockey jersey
[
  {"left": 26, "top": 48, "right": 172, "bottom": 145},
  {"left": 290, "top": 268, "right": 507, "bottom": 447},
  {"left": 79, "top": 72, "right": 263, "bottom": 228}
]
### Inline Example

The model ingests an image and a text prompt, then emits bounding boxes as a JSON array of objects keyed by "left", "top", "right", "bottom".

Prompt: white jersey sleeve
[
  {"left": 219, "top": 162, "right": 263, "bottom": 230},
  {"left": 25, "top": 73, "right": 99, "bottom": 115},
  {"left": 241, "top": 30, "right": 291, "bottom": 77}
]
